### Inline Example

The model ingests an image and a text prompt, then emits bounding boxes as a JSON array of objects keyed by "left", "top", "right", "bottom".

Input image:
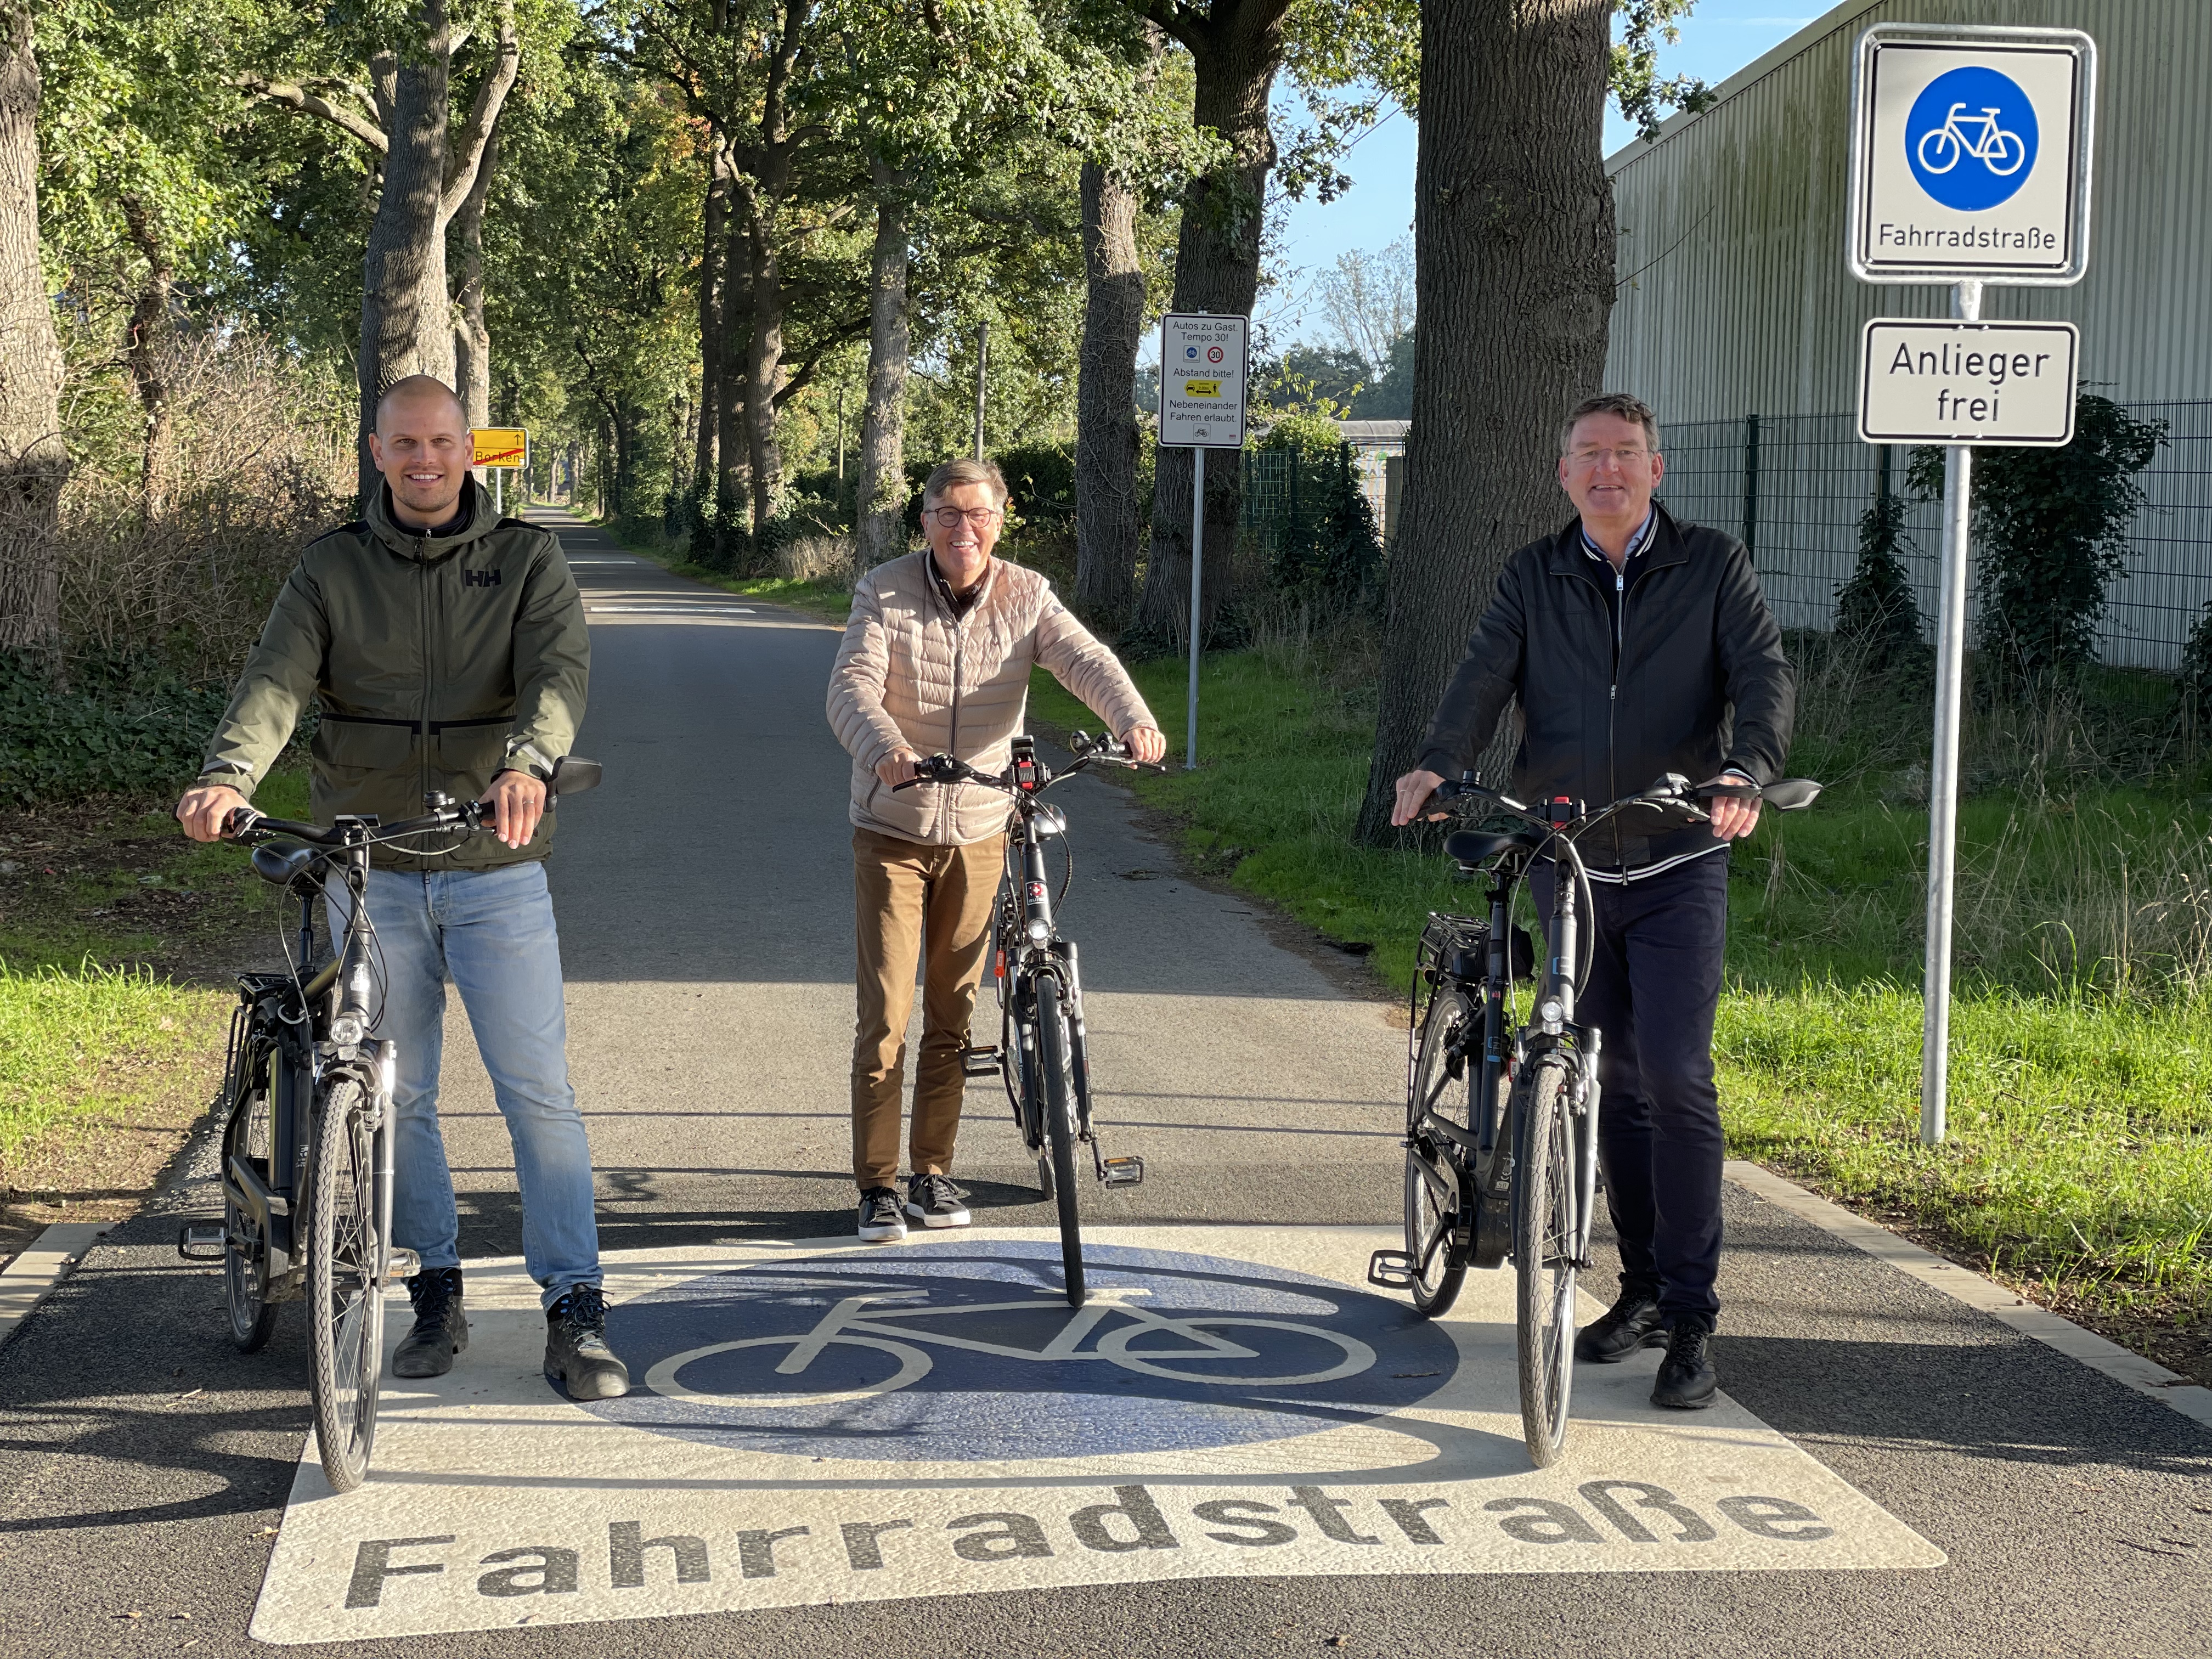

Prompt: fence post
[
  {"left": 1876, "top": 441, "right": 1892, "bottom": 507},
  {"left": 1741, "top": 413, "right": 1760, "bottom": 557}
]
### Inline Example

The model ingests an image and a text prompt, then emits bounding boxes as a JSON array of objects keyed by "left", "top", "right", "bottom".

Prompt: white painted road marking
[
  {"left": 585, "top": 605, "right": 756, "bottom": 615},
  {"left": 249, "top": 1227, "right": 1940, "bottom": 1645}
]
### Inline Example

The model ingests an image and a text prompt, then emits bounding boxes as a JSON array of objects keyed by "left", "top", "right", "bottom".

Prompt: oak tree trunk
[
  {"left": 740, "top": 209, "right": 785, "bottom": 538},
  {"left": 1354, "top": 0, "right": 1616, "bottom": 843},
  {"left": 1137, "top": 6, "right": 1287, "bottom": 644},
  {"left": 717, "top": 220, "right": 751, "bottom": 534},
  {"left": 855, "top": 159, "right": 910, "bottom": 570},
  {"left": 695, "top": 132, "right": 728, "bottom": 505},
  {"left": 450, "top": 121, "right": 500, "bottom": 435},
  {"left": 356, "top": 30, "right": 455, "bottom": 505},
  {"left": 1074, "top": 160, "right": 1144, "bottom": 629},
  {"left": 0, "top": 0, "right": 65, "bottom": 654},
  {"left": 120, "top": 194, "right": 174, "bottom": 516}
]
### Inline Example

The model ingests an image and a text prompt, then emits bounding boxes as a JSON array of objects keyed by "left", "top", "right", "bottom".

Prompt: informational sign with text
[
  {"left": 1158, "top": 314, "right": 1249, "bottom": 448},
  {"left": 1848, "top": 26, "right": 2094, "bottom": 284},
  {"left": 472, "top": 428, "right": 529, "bottom": 469},
  {"left": 1857, "top": 319, "right": 2079, "bottom": 445}
]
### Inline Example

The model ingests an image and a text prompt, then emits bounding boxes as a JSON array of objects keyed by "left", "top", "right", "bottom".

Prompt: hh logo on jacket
[{"left": 463, "top": 568, "right": 501, "bottom": 588}]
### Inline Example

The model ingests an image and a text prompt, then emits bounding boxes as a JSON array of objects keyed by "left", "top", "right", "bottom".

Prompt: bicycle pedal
[
  {"left": 1367, "top": 1250, "right": 1417, "bottom": 1289},
  {"left": 1099, "top": 1155, "right": 1144, "bottom": 1188},
  {"left": 961, "top": 1047, "right": 1005, "bottom": 1077},
  {"left": 383, "top": 1248, "right": 422, "bottom": 1281},
  {"left": 176, "top": 1223, "right": 225, "bottom": 1263}
]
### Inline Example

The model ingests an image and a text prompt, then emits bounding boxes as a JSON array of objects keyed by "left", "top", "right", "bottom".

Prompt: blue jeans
[{"left": 328, "top": 861, "right": 600, "bottom": 1308}]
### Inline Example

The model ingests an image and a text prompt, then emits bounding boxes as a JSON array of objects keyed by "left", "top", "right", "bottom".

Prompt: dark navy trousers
[{"left": 1536, "top": 850, "right": 1730, "bottom": 1324}]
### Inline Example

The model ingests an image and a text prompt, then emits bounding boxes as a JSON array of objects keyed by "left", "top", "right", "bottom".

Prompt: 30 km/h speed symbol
[
  {"left": 1847, "top": 25, "right": 2095, "bottom": 284},
  {"left": 1858, "top": 320, "right": 2079, "bottom": 445}
]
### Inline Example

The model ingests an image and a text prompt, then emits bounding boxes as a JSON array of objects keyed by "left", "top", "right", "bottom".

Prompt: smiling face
[
  {"left": 922, "top": 479, "right": 1005, "bottom": 590},
  {"left": 1558, "top": 410, "right": 1666, "bottom": 532},
  {"left": 368, "top": 379, "right": 472, "bottom": 529}
]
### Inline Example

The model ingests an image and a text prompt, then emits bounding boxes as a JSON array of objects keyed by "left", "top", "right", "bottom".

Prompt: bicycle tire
[
  {"left": 1917, "top": 126, "right": 1961, "bottom": 173},
  {"left": 1034, "top": 973, "right": 1086, "bottom": 1306},
  {"left": 222, "top": 1060, "right": 280, "bottom": 1353},
  {"left": 1513, "top": 1057, "right": 1578, "bottom": 1467},
  {"left": 307, "top": 1077, "right": 385, "bottom": 1493},
  {"left": 1403, "top": 987, "right": 1472, "bottom": 1317}
]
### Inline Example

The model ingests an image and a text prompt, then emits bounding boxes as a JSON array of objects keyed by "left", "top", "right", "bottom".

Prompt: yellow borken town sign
[{"left": 471, "top": 428, "right": 529, "bottom": 470}]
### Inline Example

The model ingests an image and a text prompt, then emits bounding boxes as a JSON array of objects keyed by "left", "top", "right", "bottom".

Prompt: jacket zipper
[
  {"left": 1608, "top": 562, "right": 1622, "bottom": 867},
  {"left": 419, "top": 539, "right": 435, "bottom": 861}
]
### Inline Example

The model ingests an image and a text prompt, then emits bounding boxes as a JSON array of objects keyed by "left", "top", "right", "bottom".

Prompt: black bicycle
[
  {"left": 177, "top": 757, "right": 602, "bottom": 1491},
  {"left": 896, "top": 733, "right": 1150, "bottom": 1305},
  {"left": 1368, "top": 770, "right": 1820, "bottom": 1465}
]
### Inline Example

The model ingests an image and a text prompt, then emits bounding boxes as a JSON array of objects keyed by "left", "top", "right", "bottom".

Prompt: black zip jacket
[{"left": 1415, "top": 505, "right": 1795, "bottom": 874}]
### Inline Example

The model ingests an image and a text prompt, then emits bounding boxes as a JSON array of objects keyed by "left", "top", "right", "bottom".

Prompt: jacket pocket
[
  {"left": 435, "top": 721, "right": 512, "bottom": 778},
  {"left": 311, "top": 718, "right": 415, "bottom": 772}
]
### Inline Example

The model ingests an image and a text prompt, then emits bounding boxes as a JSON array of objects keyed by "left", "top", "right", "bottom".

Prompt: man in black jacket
[{"left": 1391, "top": 391, "right": 1793, "bottom": 1410}]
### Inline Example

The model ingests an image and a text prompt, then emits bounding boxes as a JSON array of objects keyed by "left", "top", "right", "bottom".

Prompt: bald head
[
  {"left": 368, "top": 375, "right": 472, "bottom": 530},
  {"left": 376, "top": 374, "right": 466, "bottom": 435}
]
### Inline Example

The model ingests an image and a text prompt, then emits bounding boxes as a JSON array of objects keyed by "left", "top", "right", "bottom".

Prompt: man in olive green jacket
[{"left": 177, "top": 376, "right": 627, "bottom": 1401}]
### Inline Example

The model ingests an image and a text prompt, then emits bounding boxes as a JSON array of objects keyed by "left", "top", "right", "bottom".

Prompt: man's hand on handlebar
[
  {"left": 1390, "top": 768, "right": 1449, "bottom": 828},
  {"left": 177, "top": 783, "right": 249, "bottom": 844},
  {"left": 875, "top": 747, "right": 924, "bottom": 791},
  {"left": 1699, "top": 774, "right": 1762, "bottom": 840},
  {"left": 483, "top": 768, "right": 548, "bottom": 850}
]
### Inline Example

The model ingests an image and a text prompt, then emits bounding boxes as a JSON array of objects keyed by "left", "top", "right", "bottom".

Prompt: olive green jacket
[{"left": 197, "top": 478, "right": 590, "bottom": 871}]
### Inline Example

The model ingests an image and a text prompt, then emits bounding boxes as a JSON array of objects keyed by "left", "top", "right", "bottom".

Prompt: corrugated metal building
[{"left": 1604, "top": 0, "right": 2212, "bottom": 667}]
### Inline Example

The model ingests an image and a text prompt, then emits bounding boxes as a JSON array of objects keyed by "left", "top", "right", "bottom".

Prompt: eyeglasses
[
  {"left": 928, "top": 506, "right": 1002, "bottom": 529},
  {"left": 1567, "top": 445, "right": 1655, "bottom": 470}
]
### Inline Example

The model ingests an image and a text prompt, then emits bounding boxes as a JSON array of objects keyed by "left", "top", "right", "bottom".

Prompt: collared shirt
[
  {"left": 1577, "top": 506, "right": 1746, "bottom": 884},
  {"left": 928, "top": 553, "right": 987, "bottom": 619}
]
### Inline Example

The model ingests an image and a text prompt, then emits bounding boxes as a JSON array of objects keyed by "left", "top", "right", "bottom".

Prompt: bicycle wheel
[
  {"left": 222, "top": 1053, "right": 280, "bottom": 1353},
  {"left": 1917, "top": 126, "right": 1961, "bottom": 173},
  {"left": 306, "top": 1078, "right": 385, "bottom": 1493},
  {"left": 1034, "top": 973, "right": 1085, "bottom": 1306},
  {"left": 1402, "top": 987, "right": 1472, "bottom": 1317},
  {"left": 1513, "top": 1056, "right": 1578, "bottom": 1467},
  {"left": 1985, "top": 128, "right": 2026, "bottom": 175}
]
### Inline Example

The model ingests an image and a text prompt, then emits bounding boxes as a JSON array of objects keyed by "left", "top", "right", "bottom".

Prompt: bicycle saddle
[
  {"left": 1444, "top": 828, "right": 1542, "bottom": 867},
  {"left": 251, "top": 839, "right": 322, "bottom": 897}
]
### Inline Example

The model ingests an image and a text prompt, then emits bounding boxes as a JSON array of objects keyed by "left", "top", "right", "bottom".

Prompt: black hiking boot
[
  {"left": 544, "top": 1284, "right": 630, "bottom": 1401},
  {"left": 392, "top": 1267, "right": 468, "bottom": 1379},
  {"left": 1652, "top": 1314, "right": 1719, "bottom": 1410},
  {"left": 1573, "top": 1280, "right": 1666, "bottom": 1364}
]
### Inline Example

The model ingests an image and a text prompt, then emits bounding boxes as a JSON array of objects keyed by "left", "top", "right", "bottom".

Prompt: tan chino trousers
[{"left": 850, "top": 827, "right": 1006, "bottom": 1188}]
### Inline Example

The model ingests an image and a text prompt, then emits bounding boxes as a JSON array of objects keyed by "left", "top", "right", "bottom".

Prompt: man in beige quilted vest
[{"left": 827, "top": 456, "right": 1164, "bottom": 1242}]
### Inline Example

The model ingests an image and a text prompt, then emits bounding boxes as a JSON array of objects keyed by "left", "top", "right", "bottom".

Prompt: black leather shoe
[
  {"left": 1574, "top": 1283, "right": 1667, "bottom": 1364},
  {"left": 544, "top": 1284, "right": 630, "bottom": 1400},
  {"left": 392, "top": 1267, "right": 467, "bottom": 1379},
  {"left": 1652, "top": 1316, "right": 1719, "bottom": 1409}
]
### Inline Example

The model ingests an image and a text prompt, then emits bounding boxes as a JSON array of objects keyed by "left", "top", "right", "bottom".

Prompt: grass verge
[{"left": 1029, "top": 643, "right": 2212, "bottom": 1386}]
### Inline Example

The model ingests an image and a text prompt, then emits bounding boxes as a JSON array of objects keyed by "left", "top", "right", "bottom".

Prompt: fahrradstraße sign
[{"left": 1847, "top": 24, "right": 2096, "bottom": 284}]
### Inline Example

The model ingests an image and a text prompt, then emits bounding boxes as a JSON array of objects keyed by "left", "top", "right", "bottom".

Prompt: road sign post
[
  {"left": 1847, "top": 24, "right": 2094, "bottom": 1145},
  {"left": 1158, "top": 312, "right": 1249, "bottom": 770},
  {"left": 472, "top": 428, "right": 530, "bottom": 516}
]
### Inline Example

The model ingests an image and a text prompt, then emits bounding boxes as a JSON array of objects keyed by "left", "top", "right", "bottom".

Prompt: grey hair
[
  {"left": 921, "top": 456, "right": 1009, "bottom": 509},
  {"left": 1559, "top": 392, "right": 1661, "bottom": 455}
]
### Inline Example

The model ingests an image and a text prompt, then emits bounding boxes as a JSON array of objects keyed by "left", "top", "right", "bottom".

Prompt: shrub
[
  {"left": 995, "top": 442, "right": 1076, "bottom": 527},
  {"left": 0, "top": 651, "right": 235, "bottom": 805},
  {"left": 1833, "top": 490, "right": 1926, "bottom": 671}
]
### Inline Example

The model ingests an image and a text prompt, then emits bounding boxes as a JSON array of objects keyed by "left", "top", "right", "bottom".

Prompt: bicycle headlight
[
  {"left": 330, "top": 1012, "right": 365, "bottom": 1048},
  {"left": 1028, "top": 919, "right": 1051, "bottom": 945}
]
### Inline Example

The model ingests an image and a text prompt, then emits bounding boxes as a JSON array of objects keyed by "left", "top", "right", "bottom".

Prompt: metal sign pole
[
  {"left": 494, "top": 468, "right": 503, "bottom": 516},
  {"left": 1186, "top": 446, "right": 1205, "bottom": 770},
  {"left": 1919, "top": 276, "right": 1982, "bottom": 1146}
]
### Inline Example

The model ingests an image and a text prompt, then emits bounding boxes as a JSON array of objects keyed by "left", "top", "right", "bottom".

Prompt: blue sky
[{"left": 1259, "top": 3, "right": 1825, "bottom": 345}]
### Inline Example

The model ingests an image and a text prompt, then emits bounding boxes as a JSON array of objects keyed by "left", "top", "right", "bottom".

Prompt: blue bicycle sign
[
  {"left": 582, "top": 1239, "right": 1460, "bottom": 1463},
  {"left": 1907, "top": 66, "right": 2039, "bottom": 211}
]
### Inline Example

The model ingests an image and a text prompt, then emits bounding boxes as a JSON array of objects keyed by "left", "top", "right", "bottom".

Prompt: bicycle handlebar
[
  {"left": 1426, "top": 770, "right": 1821, "bottom": 836},
  {"left": 890, "top": 732, "right": 1165, "bottom": 794},
  {"left": 221, "top": 798, "right": 493, "bottom": 847}
]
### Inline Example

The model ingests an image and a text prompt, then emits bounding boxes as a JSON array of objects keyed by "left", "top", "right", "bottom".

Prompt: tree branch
[
  {"left": 236, "top": 74, "right": 389, "bottom": 154},
  {"left": 442, "top": 0, "right": 521, "bottom": 223}
]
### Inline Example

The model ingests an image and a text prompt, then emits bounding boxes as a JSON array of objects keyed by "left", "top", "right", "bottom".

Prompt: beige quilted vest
[{"left": 827, "top": 552, "right": 1156, "bottom": 845}]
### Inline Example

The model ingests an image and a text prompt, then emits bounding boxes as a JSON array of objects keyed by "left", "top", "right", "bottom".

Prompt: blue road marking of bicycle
[
  {"left": 1908, "top": 66, "right": 2039, "bottom": 212},
  {"left": 582, "top": 1241, "right": 1461, "bottom": 1462}
]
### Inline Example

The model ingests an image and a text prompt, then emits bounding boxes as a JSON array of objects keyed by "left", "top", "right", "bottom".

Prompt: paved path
[{"left": 0, "top": 510, "right": 2205, "bottom": 1657}]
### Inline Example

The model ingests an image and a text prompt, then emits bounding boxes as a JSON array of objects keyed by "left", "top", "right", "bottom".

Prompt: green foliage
[
  {"left": 0, "top": 654, "right": 233, "bottom": 806},
  {"left": 0, "top": 961, "right": 219, "bottom": 1161},
  {"left": 1909, "top": 395, "right": 2167, "bottom": 686},
  {"left": 1832, "top": 490, "right": 1926, "bottom": 671},
  {"left": 1611, "top": 0, "right": 1720, "bottom": 143},
  {"left": 997, "top": 443, "right": 1077, "bottom": 527}
]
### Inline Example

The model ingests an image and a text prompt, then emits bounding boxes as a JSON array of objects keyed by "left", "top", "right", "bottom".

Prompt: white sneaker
[
  {"left": 857, "top": 1187, "right": 907, "bottom": 1242},
  {"left": 904, "top": 1173, "right": 971, "bottom": 1228}
]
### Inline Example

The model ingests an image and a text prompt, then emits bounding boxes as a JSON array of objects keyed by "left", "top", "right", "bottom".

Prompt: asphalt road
[{"left": 0, "top": 510, "right": 2205, "bottom": 1658}]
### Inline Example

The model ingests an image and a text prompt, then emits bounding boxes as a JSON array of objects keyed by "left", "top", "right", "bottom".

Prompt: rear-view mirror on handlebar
[
  {"left": 550, "top": 755, "right": 602, "bottom": 797},
  {"left": 1762, "top": 778, "right": 1822, "bottom": 811}
]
